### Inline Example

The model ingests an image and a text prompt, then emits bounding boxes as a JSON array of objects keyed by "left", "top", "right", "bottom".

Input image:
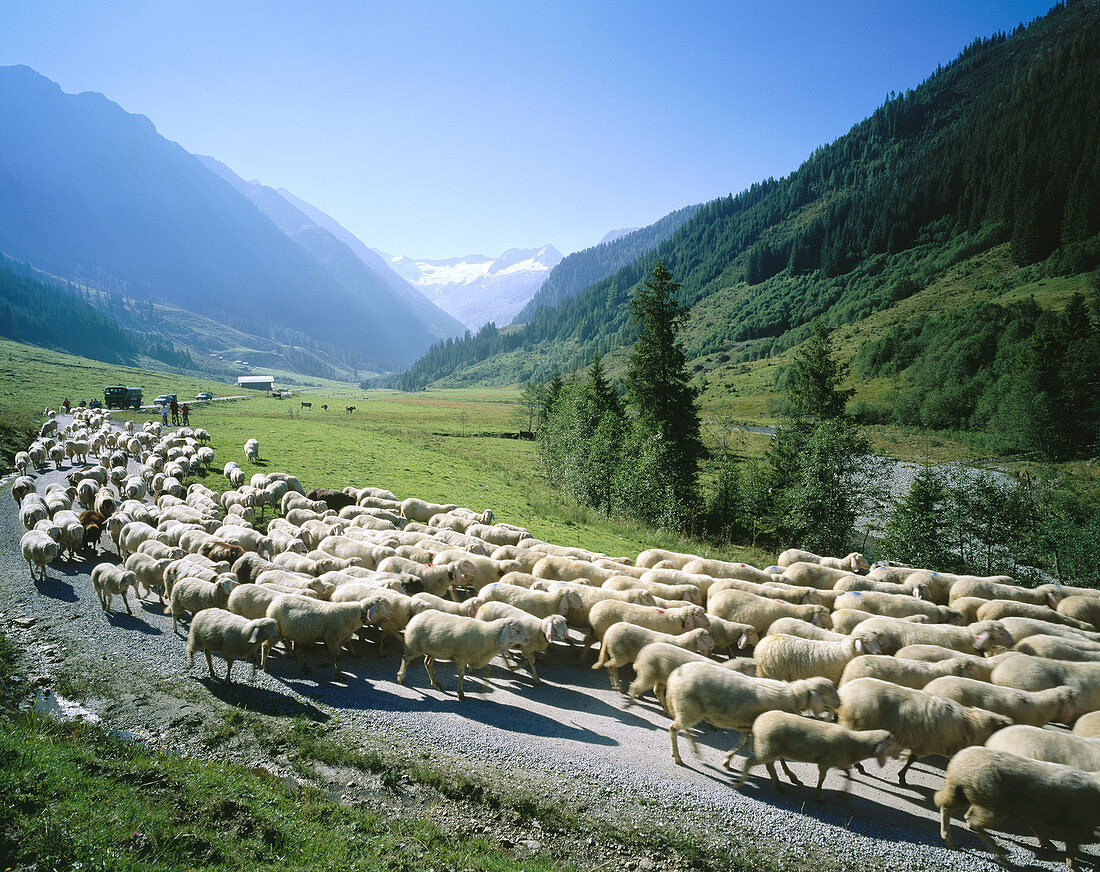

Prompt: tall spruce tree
[{"left": 624, "top": 260, "right": 703, "bottom": 506}]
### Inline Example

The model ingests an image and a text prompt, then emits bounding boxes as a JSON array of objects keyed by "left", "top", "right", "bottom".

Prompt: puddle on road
[{"left": 33, "top": 689, "right": 101, "bottom": 723}]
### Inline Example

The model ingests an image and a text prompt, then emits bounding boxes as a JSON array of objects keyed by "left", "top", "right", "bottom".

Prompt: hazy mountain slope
[
  {"left": 512, "top": 204, "right": 701, "bottom": 324},
  {"left": 0, "top": 65, "right": 441, "bottom": 369},
  {"left": 392, "top": 1, "right": 1100, "bottom": 391},
  {"left": 274, "top": 187, "right": 465, "bottom": 340},
  {"left": 386, "top": 246, "right": 563, "bottom": 330},
  {"left": 196, "top": 156, "right": 465, "bottom": 347}
]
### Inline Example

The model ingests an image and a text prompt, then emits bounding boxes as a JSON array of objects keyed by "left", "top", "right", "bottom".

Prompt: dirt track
[{"left": 2, "top": 422, "right": 1078, "bottom": 872}]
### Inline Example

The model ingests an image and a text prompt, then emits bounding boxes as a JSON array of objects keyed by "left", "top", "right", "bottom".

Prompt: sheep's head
[
  {"left": 874, "top": 733, "right": 902, "bottom": 767},
  {"left": 499, "top": 621, "right": 531, "bottom": 651},
  {"left": 248, "top": 618, "right": 280, "bottom": 646},
  {"left": 806, "top": 679, "right": 841, "bottom": 716},
  {"left": 462, "top": 597, "right": 484, "bottom": 618},
  {"left": 544, "top": 615, "right": 568, "bottom": 642},
  {"left": 809, "top": 607, "right": 831, "bottom": 629}
]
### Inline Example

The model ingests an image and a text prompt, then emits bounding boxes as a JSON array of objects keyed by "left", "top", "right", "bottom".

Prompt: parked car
[
  {"left": 195, "top": 392, "right": 213, "bottom": 401},
  {"left": 104, "top": 386, "right": 142, "bottom": 410},
  {"left": 153, "top": 394, "right": 177, "bottom": 406}
]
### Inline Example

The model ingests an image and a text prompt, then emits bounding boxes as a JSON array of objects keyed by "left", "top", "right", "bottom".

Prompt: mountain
[
  {"left": 391, "top": 1, "right": 1100, "bottom": 401},
  {"left": 273, "top": 187, "right": 465, "bottom": 341},
  {"left": 0, "top": 65, "right": 450, "bottom": 371},
  {"left": 600, "top": 228, "right": 640, "bottom": 245},
  {"left": 384, "top": 246, "right": 563, "bottom": 330},
  {"left": 511, "top": 204, "right": 701, "bottom": 324}
]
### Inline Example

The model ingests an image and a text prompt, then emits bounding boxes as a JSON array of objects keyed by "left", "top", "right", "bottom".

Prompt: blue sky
[{"left": 1, "top": 1, "right": 1056, "bottom": 259}]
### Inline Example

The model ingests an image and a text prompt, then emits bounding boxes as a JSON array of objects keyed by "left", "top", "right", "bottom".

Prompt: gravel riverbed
[{"left": 0, "top": 423, "right": 1074, "bottom": 872}]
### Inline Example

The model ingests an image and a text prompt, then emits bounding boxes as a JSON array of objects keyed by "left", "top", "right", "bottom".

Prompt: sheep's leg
[
  {"left": 814, "top": 765, "right": 829, "bottom": 803},
  {"left": 203, "top": 650, "right": 216, "bottom": 679},
  {"left": 120, "top": 589, "right": 133, "bottom": 615},
  {"left": 722, "top": 745, "right": 743, "bottom": 771},
  {"left": 765, "top": 761, "right": 786, "bottom": 792},
  {"left": 656, "top": 684, "right": 670, "bottom": 715},
  {"left": 526, "top": 655, "right": 541, "bottom": 685},
  {"left": 260, "top": 640, "right": 272, "bottom": 672},
  {"left": 939, "top": 802, "right": 955, "bottom": 849},
  {"left": 1026, "top": 826, "right": 1056, "bottom": 852},
  {"left": 423, "top": 656, "right": 442, "bottom": 691},
  {"left": 292, "top": 642, "right": 311, "bottom": 676},
  {"left": 669, "top": 725, "right": 682, "bottom": 764},
  {"left": 328, "top": 640, "right": 343, "bottom": 679},
  {"left": 780, "top": 758, "right": 803, "bottom": 787},
  {"left": 1063, "top": 841, "right": 1080, "bottom": 871},
  {"left": 726, "top": 730, "right": 749, "bottom": 758},
  {"left": 608, "top": 664, "right": 621, "bottom": 692},
  {"left": 454, "top": 663, "right": 466, "bottom": 701},
  {"left": 224, "top": 658, "right": 235, "bottom": 683},
  {"left": 968, "top": 824, "right": 1008, "bottom": 866},
  {"left": 897, "top": 752, "right": 917, "bottom": 786},
  {"left": 396, "top": 655, "right": 412, "bottom": 684}
]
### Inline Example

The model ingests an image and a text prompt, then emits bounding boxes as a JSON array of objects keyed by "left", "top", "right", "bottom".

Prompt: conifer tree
[{"left": 624, "top": 260, "right": 703, "bottom": 505}]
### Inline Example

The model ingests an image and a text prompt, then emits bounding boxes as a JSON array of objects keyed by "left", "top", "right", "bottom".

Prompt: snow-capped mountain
[
  {"left": 599, "top": 227, "right": 640, "bottom": 245},
  {"left": 383, "top": 246, "right": 563, "bottom": 330}
]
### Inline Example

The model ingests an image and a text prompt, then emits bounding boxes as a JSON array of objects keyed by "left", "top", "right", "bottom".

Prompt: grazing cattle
[
  {"left": 345, "top": 405, "right": 356, "bottom": 413},
  {"left": 301, "top": 402, "right": 312, "bottom": 410}
]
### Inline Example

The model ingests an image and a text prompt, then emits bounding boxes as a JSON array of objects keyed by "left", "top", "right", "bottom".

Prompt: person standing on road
[
  {"left": 169, "top": 397, "right": 180, "bottom": 425},
  {"left": 61, "top": 398, "right": 70, "bottom": 414},
  {"left": 160, "top": 402, "right": 169, "bottom": 427},
  {"left": 180, "top": 403, "right": 190, "bottom": 426}
]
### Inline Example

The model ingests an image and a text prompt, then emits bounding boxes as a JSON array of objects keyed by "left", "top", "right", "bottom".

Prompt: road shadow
[
  {"left": 105, "top": 610, "right": 163, "bottom": 635},
  {"left": 34, "top": 572, "right": 79, "bottom": 602},
  {"left": 264, "top": 654, "right": 617, "bottom": 746},
  {"left": 199, "top": 676, "right": 330, "bottom": 721}
]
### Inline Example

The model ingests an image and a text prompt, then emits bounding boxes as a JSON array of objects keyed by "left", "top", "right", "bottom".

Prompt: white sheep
[
  {"left": 1057, "top": 595, "right": 1100, "bottom": 631},
  {"left": 665, "top": 662, "right": 840, "bottom": 766},
  {"left": 626, "top": 642, "right": 725, "bottom": 710},
  {"left": 244, "top": 438, "right": 259, "bottom": 462},
  {"left": 475, "top": 601, "right": 568, "bottom": 684},
  {"left": 732, "top": 710, "right": 900, "bottom": 801},
  {"left": 124, "top": 552, "right": 171, "bottom": 601},
  {"left": 265, "top": 595, "right": 378, "bottom": 677},
  {"left": 703, "top": 616, "right": 759, "bottom": 655},
  {"left": 706, "top": 588, "right": 830, "bottom": 635},
  {"left": 480, "top": 581, "right": 583, "bottom": 619},
  {"left": 399, "top": 497, "right": 458, "bottom": 523},
  {"left": 602, "top": 575, "right": 702, "bottom": 604},
  {"left": 976, "top": 598, "right": 1094, "bottom": 631},
  {"left": 838, "top": 654, "right": 985, "bottom": 689},
  {"left": 833, "top": 590, "right": 964, "bottom": 624},
  {"left": 850, "top": 616, "right": 1014, "bottom": 655},
  {"left": 186, "top": 609, "right": 280, "bottom": 681},
  {"left": 20, "top": 530, "right": 60, "bottom": 582},
  {"left": 635, "top": 548, "right": 701, "bottom": 570},
  {"left": 91, "top": 562, "right": 138, "bottom": 614},
  {"left": 50, "top": 510, "right": 86, "bottom": 559},
  {"left": 375, "top": 555, "right": 467, "bottom": 598},
  {"left": 924, "top": 676, "right": 1081, "bottom": 727},
  {"left": 170, "top": 576, "right": 237, "bottom": 634},
  {"left": 997, "top": 615, "right": 1100, "bottom": 645},
  {"left": 1073, "top": 710, "right": 1100, "bottom": 739},
  {"left": 1013, "top": 633, "right": 1100, "bottom": 661},
  {"left": 411, "top": 592, "right": 484, "bottom": 618},
  {"left": 986, "top": 724, "right": 1100, "bottom": 772},
  {"left": 593, "top": 622, "right": 716, "bottom": 692},
  {"left": 776, "top": 549, "right": 870, "bottom": 574},
  {"left": 990, "top": 654, "right": 1100, "bottom": 712},
  {"left": 935, "top": 746, "right": 1100, "bottom": 871},
  {"left": 765, "top": 617, "right": 847, "bottom": 642},
  {"left": 754, "top": 632, "right": 884, "bottom": 685},
  {"left": 587, "top": 600, "right": 710, "bottom": 649},
  {"left": 396, "top": 611, "right": 530, "bottom": 700},
  {"left": 837, "top": 677, "right": 1013, "bottom": 785}
]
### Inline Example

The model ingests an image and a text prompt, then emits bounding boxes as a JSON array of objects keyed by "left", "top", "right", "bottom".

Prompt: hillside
[
  {"left": 394, "top": 1, "right": 1100, "bottom": 414},
  {"left": 0, "top": 65, "right": 453, "bottom": 371}
]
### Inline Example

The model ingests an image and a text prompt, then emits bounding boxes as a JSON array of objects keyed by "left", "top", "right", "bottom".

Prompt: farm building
[{"left": 237, "top": 375, "right": 275, "bottom": 391}]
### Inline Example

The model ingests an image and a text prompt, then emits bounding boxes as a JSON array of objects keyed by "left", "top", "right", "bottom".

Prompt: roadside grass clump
[{"left": 0, "top": 708, "right": 582, "bottom": 872}]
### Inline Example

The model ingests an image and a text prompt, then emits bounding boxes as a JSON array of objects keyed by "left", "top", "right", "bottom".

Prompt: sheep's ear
[
  {"left": 875, "top": 742, "right": 889, "bottom": 768},
  {"left": 1046, "top": 591, "right": 1059, "bottom": 609},
  {"left": 497, "top": 624, "right": 514, "bottom": 649},
  {"left": 248, "top": 627, "right": 261, "bottom": 644},
  {"left": 974, "top": 631, "right": 991, "bottom": 650},
  {"left": 737, "top": 633, "right": 750, "bottom": 649},
  {"left": 854, "top": 638, "right": 864, "bottom": 654},
  {"left": 912, "top": 587, "right": 923, "bottom": 600},
  {"left": 808, "top": 690, "right": 823, "bottom": 713},
  {"left": 365, "top": 603, "right": 378, "bottom": 623}
]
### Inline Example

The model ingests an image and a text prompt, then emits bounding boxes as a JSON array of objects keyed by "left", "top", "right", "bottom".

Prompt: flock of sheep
[{"left": 11, "top": 407, "right": 1100, "bottom": 869}]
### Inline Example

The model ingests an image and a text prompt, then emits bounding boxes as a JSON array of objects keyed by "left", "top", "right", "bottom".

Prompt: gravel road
[{"left": 1, "top": 421, "right": 1075, "bottom": 872}]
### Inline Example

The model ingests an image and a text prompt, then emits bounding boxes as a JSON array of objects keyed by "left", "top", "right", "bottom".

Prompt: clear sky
[{"left": 1, "top": 1, "right": 1056, "bottom": 259}]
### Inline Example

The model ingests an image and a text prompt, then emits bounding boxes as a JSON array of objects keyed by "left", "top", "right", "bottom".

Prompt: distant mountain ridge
[
  {"left": 384, "top": 246, "right": 563, "bottom": 330},
  {"left": 391, "top": 1, "right": 1100, "bottom": 392},
  {"left": 512, "top": 204, "right": 701, "bottom": 324},
  {"left": 0, "top": 64, "right": 457, "bottom": 371}
]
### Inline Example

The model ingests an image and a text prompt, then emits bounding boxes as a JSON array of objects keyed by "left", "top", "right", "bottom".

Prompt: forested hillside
[
  {"left": 392, "top": 0, "right": 1100, "bottom": 413},
  {"left": 0, "top": 259, "right": 194, "bottom": 370},
  {"left": 513, "top": 204, "right": 701, "bottom": 324}
]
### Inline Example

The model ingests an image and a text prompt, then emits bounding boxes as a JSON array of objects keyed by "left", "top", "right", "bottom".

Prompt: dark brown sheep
[
  {"left": 77, "top": 509, "right": 106, "bottom": 553},
  {"left": 306, "top": 487, "right": 356, "bottom": 512},
  {"left": 198, "top": 539, "right": 247, "bottom": 566}
]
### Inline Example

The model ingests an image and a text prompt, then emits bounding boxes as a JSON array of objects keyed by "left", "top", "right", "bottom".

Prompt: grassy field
[{"left": 0, "top": 338, "right": 768, "bottom": 562}]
